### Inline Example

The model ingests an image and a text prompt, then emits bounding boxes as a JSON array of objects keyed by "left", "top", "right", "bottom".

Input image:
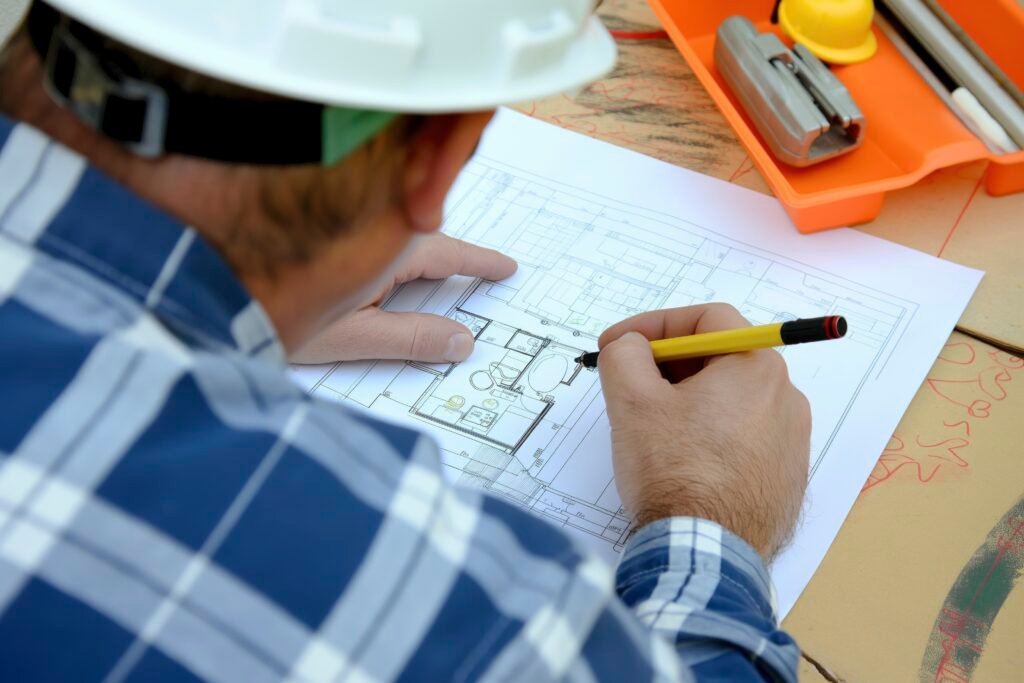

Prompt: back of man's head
[
  {"left": 0, "top": 1, "right": 614, "bottom": 288},
  {"left": 0, "top": 2, "right": 423, "bottom": 279}
]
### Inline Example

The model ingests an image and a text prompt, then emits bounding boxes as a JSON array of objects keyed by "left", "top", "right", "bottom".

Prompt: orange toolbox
[{"left": 646, "top": 0, "right": 1024, "bottom": 232}]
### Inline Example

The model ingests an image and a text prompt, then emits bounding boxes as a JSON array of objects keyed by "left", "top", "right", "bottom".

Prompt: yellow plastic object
[
  {"left": 649, "top": 323, "right": 784, "bottom": 361},
  {"left": 778, "top": 0, "right": 878, "bottom": 64}
]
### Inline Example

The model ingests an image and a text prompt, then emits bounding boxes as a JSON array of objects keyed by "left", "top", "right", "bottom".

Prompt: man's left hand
[{"left": 290, "top": 234, "right": 517, "bottom": 364}]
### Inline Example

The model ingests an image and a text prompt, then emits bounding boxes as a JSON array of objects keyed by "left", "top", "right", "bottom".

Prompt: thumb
[
  {"left": 597, "top": 331, "right": 666, "bottom": 402},
  {"left": 291, "top": 308, "right": 476, "bottom": 364}
]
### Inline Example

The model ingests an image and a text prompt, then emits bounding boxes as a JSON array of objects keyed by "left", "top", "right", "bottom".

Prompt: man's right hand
[{"left": 597, "top": 304, "right": 811, "bottom": 561}]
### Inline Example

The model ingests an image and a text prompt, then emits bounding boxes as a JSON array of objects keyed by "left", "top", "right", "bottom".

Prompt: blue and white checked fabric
[{"left": 0, "top": 113, "right": 800, "bottom": 682}]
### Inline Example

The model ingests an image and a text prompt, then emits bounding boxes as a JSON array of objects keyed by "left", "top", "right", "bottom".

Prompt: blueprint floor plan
[
  {"left": 297, "top": 155, "right": 906, "bottom": 557},
  {"left": 291, "top": 111, "right": 982, "bottom": 615}
]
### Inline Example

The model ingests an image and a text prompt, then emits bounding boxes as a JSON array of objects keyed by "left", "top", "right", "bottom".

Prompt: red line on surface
[
  {"left": 728, "top": 156, "right": 750, "bottom": 182},
  {"left": 937, "top": 174, "right": 985, "bottom": 257},
  {"left": 609, "top": 29, "right": 670, "bottom": 40}
]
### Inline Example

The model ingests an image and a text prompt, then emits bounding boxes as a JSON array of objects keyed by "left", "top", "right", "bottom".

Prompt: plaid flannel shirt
[{"left": 0, "top": 114, "right": 800, "bottom": 682}]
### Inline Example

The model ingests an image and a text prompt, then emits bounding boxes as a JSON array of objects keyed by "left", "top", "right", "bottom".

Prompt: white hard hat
[{"left": 39, "top": 0, "right": 617, "bottom": 113}]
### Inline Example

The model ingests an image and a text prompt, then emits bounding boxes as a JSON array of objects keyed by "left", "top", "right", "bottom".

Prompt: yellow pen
[{"left": 575, "top": 316, "right": 847, "bottom": 368}]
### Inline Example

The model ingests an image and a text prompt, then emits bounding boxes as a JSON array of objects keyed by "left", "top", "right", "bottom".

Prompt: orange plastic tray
[{"left": 647, "top": 0, "right": 1024, "bottom": 232}]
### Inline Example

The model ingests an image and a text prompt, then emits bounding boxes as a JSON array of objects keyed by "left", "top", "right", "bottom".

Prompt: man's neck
[{"left": 0, "top": 44, "right": 348, "bottom": 354}]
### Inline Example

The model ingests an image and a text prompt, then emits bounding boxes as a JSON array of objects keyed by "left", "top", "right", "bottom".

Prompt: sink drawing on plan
[{"left": 412, "top": 314, "right": 583, "bottom": 453}]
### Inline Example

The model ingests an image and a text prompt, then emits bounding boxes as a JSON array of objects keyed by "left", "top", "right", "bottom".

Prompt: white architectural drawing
[
  {"left": 293, "top": 110, "right": 982, "bottom": 616},
  {"left": 307, "top": 273, "right": 631, "bottom": 553},
  {"left": 296, "top": 156, "right": 915, "bottom": 561}
]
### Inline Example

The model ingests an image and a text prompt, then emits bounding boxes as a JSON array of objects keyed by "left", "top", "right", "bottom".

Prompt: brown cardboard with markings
[{"left": 784, "top": 332, "right": 1024, "bottom": 682}]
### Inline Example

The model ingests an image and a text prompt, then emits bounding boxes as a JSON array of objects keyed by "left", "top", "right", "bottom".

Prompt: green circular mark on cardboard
[{"left": 919, "top": 495, "right": 1024, "bottom": 682}]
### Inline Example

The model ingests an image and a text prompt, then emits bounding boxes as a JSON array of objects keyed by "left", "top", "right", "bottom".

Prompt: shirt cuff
[{"left": 616, "top": 517, "right": 778, "bottom": 624}]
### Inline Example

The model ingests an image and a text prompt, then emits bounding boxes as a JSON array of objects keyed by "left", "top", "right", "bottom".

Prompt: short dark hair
[{"left": 0, "top": 13, "right": 26, "bottom": 69}]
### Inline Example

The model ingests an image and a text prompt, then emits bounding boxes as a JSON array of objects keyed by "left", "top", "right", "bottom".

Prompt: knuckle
[
  {"left": 407, "top": 320, "right": 430, "bottom": 357},
  {"left": 426, "top": 235, "right": 457, "bottom": 269},
  {"left": 708, "top": 302, "right": 746, "bottom": 324},
  {"left": 599, "top": 335, "right": 632, "bottom": 361},
  {"left": 795, "top": 386, "right": 811, "bottom": 411},
  {"left": 600, "top": 321, "right": 639, "bottom": 346},
  {"left": 620, "top": 392, "right": 651, "bottom": 416},
  {"left": 756, "top": 349, "right": 788, "bottom": 378},
  {"left": 596, "top": 341, "right": 619, "bottom": 368},
  {"left": 707, "top": 302, "right": 741, "bottom": 317},
  {"left": 794, "top": 388, "right": 812, "bottom": 426},
  {"left": 701, "top": 303, "right": 749, "bottom": 331},
  {"left": 450, "top": 235, "right": 471, "bottom": 259}
]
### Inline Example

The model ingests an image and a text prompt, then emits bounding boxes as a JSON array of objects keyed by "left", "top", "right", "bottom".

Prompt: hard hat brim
[
  {"left": 40, "top": 0, "right": 618, "bottom": 112},
  {"left": 796, "top": 29, "right": 878, "bottom": 65},
  {"left": 777, "top": 5, "right": 879, "bottom": 67}
]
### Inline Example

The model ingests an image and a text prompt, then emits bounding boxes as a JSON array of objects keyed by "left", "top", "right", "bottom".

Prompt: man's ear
[{"left": 402, "top": 111, "right": 495, "bottom": 232}]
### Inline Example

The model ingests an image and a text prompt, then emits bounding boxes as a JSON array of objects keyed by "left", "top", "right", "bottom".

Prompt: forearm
[{"left": 616, "top": 518, "right": 800, "bottom": 681}]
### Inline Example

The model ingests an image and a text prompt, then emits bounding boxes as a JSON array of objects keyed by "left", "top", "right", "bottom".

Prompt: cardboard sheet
[{"left": 785, "top": 331, "right": 1024, "bottom": 682}]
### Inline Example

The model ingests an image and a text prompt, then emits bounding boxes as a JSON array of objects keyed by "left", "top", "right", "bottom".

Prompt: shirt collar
[{"left": 0, "top": 114, "right": 284, "bottom": 362}]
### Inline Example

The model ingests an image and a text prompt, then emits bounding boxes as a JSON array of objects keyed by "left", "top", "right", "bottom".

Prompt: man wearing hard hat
[{"left": 0, "top": 2, "right": 810, "bottom": 681}]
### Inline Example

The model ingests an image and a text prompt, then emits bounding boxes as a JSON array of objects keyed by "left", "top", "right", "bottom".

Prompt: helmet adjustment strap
[{"left": 28, "top": 1, "right": 328, "bottom": 165}]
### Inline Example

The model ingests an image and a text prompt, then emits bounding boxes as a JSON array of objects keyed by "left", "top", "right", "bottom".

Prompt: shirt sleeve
[{"left": 608, "top": 517, "right": 800, "bottom": 682}]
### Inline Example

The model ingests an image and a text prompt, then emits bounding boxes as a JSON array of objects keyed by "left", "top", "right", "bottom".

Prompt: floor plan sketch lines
[
  {"left": 291, "top": 111, "right": 983, "bottom": 617},
  {"left": 297, "top": 153, "right": 938, "bottom": 561},
  {"left": 304, "top": 266, "right": 634, "bottom": 553},
  {"left": 444, "top": 159, "right": 907, "bottom": 355},
  {"left": 409, "top": 313, "right": 586, "bottom": 455}
]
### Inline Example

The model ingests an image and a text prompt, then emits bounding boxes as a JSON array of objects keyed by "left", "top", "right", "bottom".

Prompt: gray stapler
[{"left": 715, "top": 16, "right": 865, "bottom": 167}]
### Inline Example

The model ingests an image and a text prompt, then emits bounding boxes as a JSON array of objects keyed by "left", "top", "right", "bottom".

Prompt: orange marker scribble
[
  {"left": 862, "top": 341, "right": 1022, "bottom": 494},
  {"left": 728, "top": 156, "right": 755, "bottom": 183},
  {"left": 939, "top": 342, "right": 975, "bottom": 365}
]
